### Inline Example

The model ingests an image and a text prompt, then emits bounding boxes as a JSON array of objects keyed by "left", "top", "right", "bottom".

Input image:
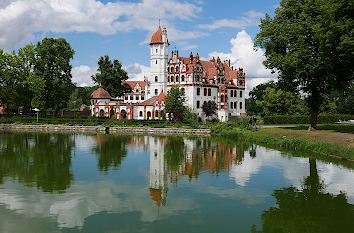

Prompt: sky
[{"left": 0, "top": 0, "right": 281, "bottom": 94}]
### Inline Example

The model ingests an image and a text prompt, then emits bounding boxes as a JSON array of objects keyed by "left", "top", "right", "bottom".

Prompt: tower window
[
  {"left": 156, "top": 60, "right": 157, "bottom": 64},
  {"left": 197, "top": 88, "right": 200, "bottom": 96},
  {"left": 155, "top": 89, "right": 158, "bottom": 95},
  {"left": 221, "top": 95, "right": 224, "bottom": 102},
  {"left": 156, "top": 48, "right": 158, "bottom": 53},
  {"left": 155, "top": 76, "right": 158, "bottom": 82}
]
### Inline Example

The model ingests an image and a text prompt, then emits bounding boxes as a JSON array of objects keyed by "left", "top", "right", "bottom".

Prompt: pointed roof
[
  {"left": 150, "top": 26, "right": 163, "bottom": 45},
  {"left": 156, "top": 90, "right": 166, "bottom": 102},
  {"left": 91, "top": 86, "right": 111, "bottom": 99},
  {"left": 150, "top": 188, "right": 162, "bottom": 207}
]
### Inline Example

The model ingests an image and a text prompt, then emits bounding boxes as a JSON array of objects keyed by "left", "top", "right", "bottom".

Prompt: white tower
[{"left": 148, "top": 26, "right": 169, "bottom": 99}]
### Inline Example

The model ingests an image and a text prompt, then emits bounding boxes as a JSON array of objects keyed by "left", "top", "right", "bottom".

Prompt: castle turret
[{"left": 148, "top": 26, "right": 169, "bottom": 99}]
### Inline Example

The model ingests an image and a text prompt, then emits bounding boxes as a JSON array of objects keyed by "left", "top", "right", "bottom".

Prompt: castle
[{"left": 90, "top": 26, "right": 246, "bottom": 121}]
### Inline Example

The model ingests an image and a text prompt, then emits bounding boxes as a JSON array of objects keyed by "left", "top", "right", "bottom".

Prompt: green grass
[{"left": 277, "top": 124, "right": 354, "bottom": 134}]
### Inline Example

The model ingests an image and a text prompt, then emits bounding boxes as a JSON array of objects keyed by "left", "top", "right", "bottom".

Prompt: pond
[{"left": 0, "top": 132, "right": 353, "bottom": 233}]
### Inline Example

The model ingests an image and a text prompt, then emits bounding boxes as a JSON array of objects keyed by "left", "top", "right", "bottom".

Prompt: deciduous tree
[
  {"left": 255, "top": 0, "right": 354, "bottom": 129},
  {"left": 91, "top": 55, "right": 131, "bottom": 97}
]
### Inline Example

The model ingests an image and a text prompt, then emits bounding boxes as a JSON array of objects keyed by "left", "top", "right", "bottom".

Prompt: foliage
[
  {"left": 68, "top": 89, "right": 83, "bottom": 110},
  {"left": 330, "top": 81, "right": 354, "bottom": 114},
  {"left": 165, "top": 85, "right": 187, "bottom": 123},
  {"left": 202, "top": 100, "right": 217, "bottom": 117},
  {"left": 91, "top": 55, "right": 131, "bottom": 97},
  {"left": 246, "top": 81, "right": 277, "bottom": 116},
  {"left": 34, "top": 38, "right": 75, "bottom": 113},
  {"left": 263, "top": 114, "right": 354, "bottom": 125},
  {"left": 255, "top": 0, "right": 354, "bottom": 128},
  {"left": 256, "top": 87, "right": 306, "bottom": 116}
]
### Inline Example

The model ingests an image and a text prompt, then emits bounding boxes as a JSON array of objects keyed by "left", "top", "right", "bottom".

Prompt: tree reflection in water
[
  {"left": 0, "top": 132, "right": 74, "bottom": 193},
  {"left": 252, "top": 158, "right": 354, "bottom": 233},
  {"left": 92, "top": 134, "right": 130, "bottom": 173}
]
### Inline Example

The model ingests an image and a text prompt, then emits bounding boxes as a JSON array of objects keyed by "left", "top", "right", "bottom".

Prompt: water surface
[{"left": 0, "top": 132, "right": 353, "bottom": 233}]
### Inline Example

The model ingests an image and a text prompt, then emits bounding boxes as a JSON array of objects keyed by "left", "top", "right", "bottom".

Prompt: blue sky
[{"left": 0, "top": 0, "right": 280, "bottom": 92}]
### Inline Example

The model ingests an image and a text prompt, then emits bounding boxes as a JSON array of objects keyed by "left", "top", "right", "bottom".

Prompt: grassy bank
[{"left": 207, "top": 121, "right": 354, "bottom": 161}]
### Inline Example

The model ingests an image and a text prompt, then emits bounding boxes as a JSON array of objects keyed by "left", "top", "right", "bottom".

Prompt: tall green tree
[
  {"left": 202, "top": 100, "right": 217, "bottom": 118},
  {"left": 165, "top": 85, "right": 186, "bottom": 122},
  {"left": 91, "top": 55, "right": 131, "bottom": 97},
  {"left": 255, "top": 0, "right": 354, "bottom": 129},
  {"left": 34, "top": 38, "right": 75, "bottom": 113}
]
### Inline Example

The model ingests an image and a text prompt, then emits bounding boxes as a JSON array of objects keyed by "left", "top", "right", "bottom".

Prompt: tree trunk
[{"left": 308, "top": 108, "right": 319, "bottom": 131}]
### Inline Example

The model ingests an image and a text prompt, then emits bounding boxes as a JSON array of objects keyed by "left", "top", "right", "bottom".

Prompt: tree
[
  {"left": 202, "top": 100, "right": 217, "bottom": 118},
  {"left": 255, "top": 0, "right": 354, "bottom": 129},
  {"left": 330, "top": 81, "right": 354, "bottom": 114},
  {"left": 246, "top": 81, "right": 277, "bottom": 116},
  {"left": 68, "top": 89, "right": 83, "bottom": 110},
  {"left": 91, "top": 55, "right": 131, "bottom": 97},
  {"left": 256, "top": 87, "right": 306, "bottom": 116},
  {"left": 34, "top": 38, "right": 75, "bottom": 113},
  {"left": 165, "top": 85, "right": 186, "bottom": 122}
]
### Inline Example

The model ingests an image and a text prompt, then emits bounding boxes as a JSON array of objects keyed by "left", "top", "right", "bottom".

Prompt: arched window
[
  {"left": 181, "top": 75, "right": 185, "bottom": 82},
  {"left": 176, "top": 66, "right": 179, "bottom": 72},
  {"left": 155, "top": 110, "right": 159, "bottom": 118},
  {"left": 120, "top": 110, "right": 127, "bottom": 119},
  {"left": 171, "top": 76, "right": 174, "bottom": 82},
  {"left": 176, "top": 75, "right": 179, "bottom": 82},
  {"left": 171, "top": 67, "right": 174, "bottom": 72},
  {"left": 99, "top": 109, "right": 104, "bottom": 117},
  {"left": 139, "top": 111, "right": 143, "bottom": 117},
  {"left": 197, "top": 88, "right": 200, "bottom": 96},
  {"left": 181, "top": 88, "right": 185, "bottom": 94},
  {"left": 168, "top": 76, "right": 170, "bottom": 82},
  {"left": 156, "top": 48, "right": 158, "bottom": 53},
  {"left": 208, "top": 88, "right": 211, "bottom": 96},
  {"left": 147, "top": 111, "right": 151, "bottom": 119},
  {"left": 167, "top": 67, "right": 170, "bottom": 73},
  {"left": 221, "top": 95, "right": 224, "bottom": 102},
  {"left": 204, "top": 88, "right": 207, "bottom": 96},
  {"left": 155, "top": 76, "right": 158, "bottom": 82}
]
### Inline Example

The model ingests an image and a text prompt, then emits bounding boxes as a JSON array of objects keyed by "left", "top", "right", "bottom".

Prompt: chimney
[{"left": 190, "top": 52, "right": 193, "bottom": 63}]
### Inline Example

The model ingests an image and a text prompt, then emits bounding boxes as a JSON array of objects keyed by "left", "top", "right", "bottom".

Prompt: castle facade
[{"left": 90, "top": 26, "right": 246, "bottom": 121}]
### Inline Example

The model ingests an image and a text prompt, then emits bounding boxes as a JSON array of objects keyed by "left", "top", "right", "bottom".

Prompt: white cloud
[
  {"left": 0, "top": 0, "right": 203, "bottom": 50},
  {"left": 207, "top": 30, "right": 277, "bottom": 94},
  {"left": 72, "top": 65, "right": 96, "bottom": 87},
  {"left": 198, "top": 10, "right": 264, "bottom": 30},
  {"left": 124, "top": 63, "right": 150, "bottom": 81}
]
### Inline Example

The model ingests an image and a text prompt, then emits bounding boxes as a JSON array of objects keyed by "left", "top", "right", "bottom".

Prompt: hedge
[{"left": 263, "top": 114, "right": 354, "bottom": 124}]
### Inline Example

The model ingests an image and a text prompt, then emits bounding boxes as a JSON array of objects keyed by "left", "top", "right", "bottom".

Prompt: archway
[
  {"left": 120, "top": 110, "right": 127, "bottom": 119},
  {"left": 147, "top": 111, "right": 151, "bottom": 119},
  {"left": 99, "top": 109, "right": 105, "bottom": 117}
]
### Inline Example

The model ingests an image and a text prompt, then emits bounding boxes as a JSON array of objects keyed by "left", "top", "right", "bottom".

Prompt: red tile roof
[
  {"left": 156, "top": 90, "right": 166, "bottom": 102},
  {"left": 91, "top": 86, "right": 111, "bottom": 99},
  {"left": 150, "top": 26, "right": 163, "bottom": 44}
]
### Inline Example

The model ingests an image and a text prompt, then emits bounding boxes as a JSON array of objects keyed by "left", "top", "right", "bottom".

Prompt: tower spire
[{"left": 158, "top": 16, "right": 160, "bottom": 27}]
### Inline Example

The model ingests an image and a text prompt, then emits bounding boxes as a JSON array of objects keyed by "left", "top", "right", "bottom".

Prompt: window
[
  {"left": 156, "top": 60, "right": 157, "bottom": 64},
  {"left": 171, "top": 76, "right": 174, "bottom": 82},
  {"left": 155, "top": 76, "right": 158, "bottom": 82},
  {"left": 204, "top": 88, "right": 207, "bottom": 96},
  {"left": 240, "top": 102, "right": 243, "bottom": 109},
  {"left": 171, "top": 67, "right": 174, "bottom": 72},
  {"left": 240, "top": 91, "right": 243, "bottom": 98},
  {"left": 181, "top": 75, "right": 185, "bottom": 82},
  {"left": 230, "top": 102, "right": 233, "bottom": 109},
  {"left": 168, "top": 76, "right": 170, "bottom": 82},
  {"left": 176, "top": 75, "right": 179, "bottom": 82},
  {"left": 197, "top": 101, "right": 200, "bottom": 108},
  {"left": 197, "top": 88, "right": 200, "bottom": 96},
  {"left": 156, "top": 48, "right": 158, "bottom": 53},
  {"left": 176, "top": 66, "right": 179, "bottom": 72},
  {"left": 234, "top": 90, "right": 237, "bottom": 97},
  {"left": 155, "top": 110, "right": 159, "bottom": 118},
  {"left": 208, "top": 88, "right": 211, "bottom": 96},
  {"left": 168, "top": 67, "right": 170, "bottom": 72},
  {"left": 125, "top": 96, "right": 128, "bottom": 100},
  {"left": 130, "top": 96, "right": 133, "bottom": 100},
  {"left": 221, "top": 95, "right": 224, "bottom": 102},
  {"left": 231, "top": 90, "right": 233, "bottom": 97},
  {"left": 155, "top": 89, "right": 158, "bottom": 95},
  {"left": 147, "top": 111, "right": 151, "bottom": 119},
  {"left": 139, "top": 111, "right": 143, "bottom": 117},
  {"left": 181, "top": 88, "right": 185, "bottom": 94},
  {"left": 136, "top": 96, "right": 139, "bottom": 100},
  {"left": 141, "top": 96, "right": 144, "bottom": 100}
]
